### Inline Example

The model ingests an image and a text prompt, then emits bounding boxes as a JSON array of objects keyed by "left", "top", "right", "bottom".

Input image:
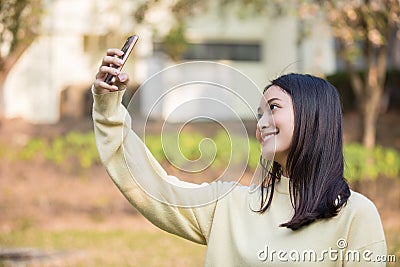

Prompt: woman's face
[{"left": 256, "top": 85, "right": 294, "bottom": 167}]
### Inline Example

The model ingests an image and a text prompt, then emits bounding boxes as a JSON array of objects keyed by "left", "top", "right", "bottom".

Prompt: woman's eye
[
  {"left": 270, "top": 104, "right": 278, "bottom": 111},
  {"left": 257, "top": 113, "right": 262, "bottom": 120}
]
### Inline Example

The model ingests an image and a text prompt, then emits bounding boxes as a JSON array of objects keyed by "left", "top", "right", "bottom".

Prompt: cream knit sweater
[{"left": 93, "top": 90, "right": 387, "bottom": 266}]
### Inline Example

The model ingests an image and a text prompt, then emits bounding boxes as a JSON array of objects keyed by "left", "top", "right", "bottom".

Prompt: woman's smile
[{"left": 260, "top": 130, "right": 279, "bottom": 144}]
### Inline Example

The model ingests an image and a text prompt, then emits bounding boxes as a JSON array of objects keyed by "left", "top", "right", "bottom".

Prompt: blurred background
[{"left": 0, "top": 0, "right": 399, "bottom": 266}]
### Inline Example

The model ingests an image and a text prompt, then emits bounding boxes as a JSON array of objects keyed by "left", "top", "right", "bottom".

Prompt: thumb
[
  {"left": 114, "top": 73, "right": 130, "bottom": 90},
  {"left": 117, "top": 73, "right": 129, "bottom": 83}
]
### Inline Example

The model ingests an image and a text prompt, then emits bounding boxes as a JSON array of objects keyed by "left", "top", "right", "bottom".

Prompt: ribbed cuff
[{"left": 92, "top": 86, "right": 126, "bottom": 117}]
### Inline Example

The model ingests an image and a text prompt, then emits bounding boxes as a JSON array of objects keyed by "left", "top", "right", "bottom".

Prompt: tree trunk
[
  {"left": 361, "top": 85, "right": 381, "bottom": 149},
  {"left": 361, "top": 42, "right": 387, "bottom": 149}
]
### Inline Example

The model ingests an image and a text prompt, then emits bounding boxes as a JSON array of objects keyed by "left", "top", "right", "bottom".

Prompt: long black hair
[{"left": 258, "top": 73, "right": 351, "bottom": 230}]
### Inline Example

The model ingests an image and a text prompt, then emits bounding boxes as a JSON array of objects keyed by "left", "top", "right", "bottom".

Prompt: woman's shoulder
[
  {"left": 342, "top": 190, "right": 383, "bottom": 224},
  {"left": 347, "top": 190, "right": 378, "bottom": 210},
  {"left": 340, "top": 190, "right": 386, "bottom": 252}
]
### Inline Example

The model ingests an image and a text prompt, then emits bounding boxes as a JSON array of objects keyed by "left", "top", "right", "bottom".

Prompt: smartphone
[{"left": 104, "top": 35, "right": 139, "bottom": 85}]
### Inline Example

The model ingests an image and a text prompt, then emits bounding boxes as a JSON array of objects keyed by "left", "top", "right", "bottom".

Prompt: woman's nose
[{"left": 257, "top": 113, "right": 270, "bottom": 130}]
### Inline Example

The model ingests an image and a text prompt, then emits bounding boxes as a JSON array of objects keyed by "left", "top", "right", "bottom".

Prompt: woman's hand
[{"left": 92, "top": 48, "right": 130, "bottom": 95}]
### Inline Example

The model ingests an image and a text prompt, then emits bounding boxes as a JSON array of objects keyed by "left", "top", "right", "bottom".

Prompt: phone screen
[{"left": 104, "top": 35, "right": 139, "bottom": 85}]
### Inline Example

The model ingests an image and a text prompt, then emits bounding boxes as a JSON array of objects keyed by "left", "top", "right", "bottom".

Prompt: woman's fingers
[
  {"left": 117, "top": 73, "right": 129, "bottom": 83},
  {"left": 106, "top": 48, "right": 124, "bottom": 57},
  {"left": 101, "top": 65, "right": 121, "bottom": 78},
  {"left": 101, "top": 53, "right": 124, "bottom": 68},
  {"left": 112, "top": 73, "right": 130, "bottom": 91},
  {"left": 93, "top": 79, "right": 119, "bottom": 93},
  {"left": 93, "top": 48, "right": 128, "bottom": 94}
]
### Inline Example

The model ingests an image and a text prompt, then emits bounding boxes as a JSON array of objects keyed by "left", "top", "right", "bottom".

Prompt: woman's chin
[{"left": 260, "top": 148, "right": 275, "bottom": 162}]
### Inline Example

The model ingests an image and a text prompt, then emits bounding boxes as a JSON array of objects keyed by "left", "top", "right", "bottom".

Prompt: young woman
[{"left": 92, "top": 48, "right": 387, "bottom": 266}]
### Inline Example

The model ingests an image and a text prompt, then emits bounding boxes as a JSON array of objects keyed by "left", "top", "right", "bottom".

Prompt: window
[{"left": 154, "top": 41, "right": 262, "bottom": 61}]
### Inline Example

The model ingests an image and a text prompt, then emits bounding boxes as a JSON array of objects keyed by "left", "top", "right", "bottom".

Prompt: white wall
[
  {"left": 3, "top": 0, "right": 336, "bottom": 123},
  {"left": 3, "top": 0, "right": 137, "bottom": 123},
  {"left": 139, "top": 4, "right": 336, "bottom": 122}
]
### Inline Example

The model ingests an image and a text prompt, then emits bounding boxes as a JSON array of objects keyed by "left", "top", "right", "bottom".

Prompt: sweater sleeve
[{"left": 92, "top": 89, "right": 232, "bottom": 245}]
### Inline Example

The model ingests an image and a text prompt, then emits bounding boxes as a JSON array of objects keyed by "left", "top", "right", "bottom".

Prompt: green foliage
[
  {"left": 8, "top": 131, "right": 101, "bottom": 171},
  {"left": 210, "top": 130, "right": 231, "bottom": 169},
  {"left": 145, "top": 130, "right": 400, "bottom": 181},
  {"left": 18, "top": 138, "right": 46, "bottom": 160},
  {"left": 344, "top": 143, "right": 400, "bottom": 182},
  {"left": 162, "top": 22, "right": 188, "bottom": 61},
  {"left": 145, "top": 130, "right": 260, "bottom": 172},
  {"left": 145, "top": 130, "right": 400, "bottom": 182},
  {"left": 248, "top": 137, "right": 261, "bottom": 170},
  {"left": 3, "top": 129, "right": 399, "bottom": 181}
]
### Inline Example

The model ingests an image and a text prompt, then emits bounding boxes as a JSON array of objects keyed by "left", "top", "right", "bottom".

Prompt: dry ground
[{"left": 0, "top": 111, "right": 399, "bottom": 265}]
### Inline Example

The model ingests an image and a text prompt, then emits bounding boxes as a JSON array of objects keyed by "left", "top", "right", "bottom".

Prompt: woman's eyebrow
[{"left": 267, "top": 97, "right": 282, "bottom": 104}]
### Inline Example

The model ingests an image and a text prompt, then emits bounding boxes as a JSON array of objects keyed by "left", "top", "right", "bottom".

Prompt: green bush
[
  {"left": 144, "top": 130, "right": 260, "bottom": 172},
  {"left": 4, "top": 129, "right": 400, "bottom": 181},
  {"left": 145, "top": 131, "right": 400, "bottom": 182},
  {"left": 10, "top": 131, "right": 101, "bottom": 171},
  {"left": 18, "top": 138, "right": 46, "bottom": 160},
  {"left": 344, "top": 143, "right": 400, "bottom": 182}
]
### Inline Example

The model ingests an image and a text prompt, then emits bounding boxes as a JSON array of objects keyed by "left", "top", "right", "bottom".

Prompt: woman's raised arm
[{"left": 91, "top": 48, "right": 233, "bottom": 244}]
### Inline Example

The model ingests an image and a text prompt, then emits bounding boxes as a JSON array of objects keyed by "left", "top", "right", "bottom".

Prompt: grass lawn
[
  {"left": 1, "top": 227, "right": 399, "bottom": 266},
  {"left": 0, "top": 228, "right": 206, "bottom": 266}
]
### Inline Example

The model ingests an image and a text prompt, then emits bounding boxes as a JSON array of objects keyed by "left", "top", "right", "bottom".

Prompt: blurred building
[{"left": 3, "top": 0, "right": 336, "bottom": 123}]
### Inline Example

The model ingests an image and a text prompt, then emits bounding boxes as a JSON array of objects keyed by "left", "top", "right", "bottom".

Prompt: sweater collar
[
  {"left": 276, "top": 175, "right": 290, "bottom": 195},
  {"left": 247, "top": 174, "right": 291, "bottom": 211}
]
